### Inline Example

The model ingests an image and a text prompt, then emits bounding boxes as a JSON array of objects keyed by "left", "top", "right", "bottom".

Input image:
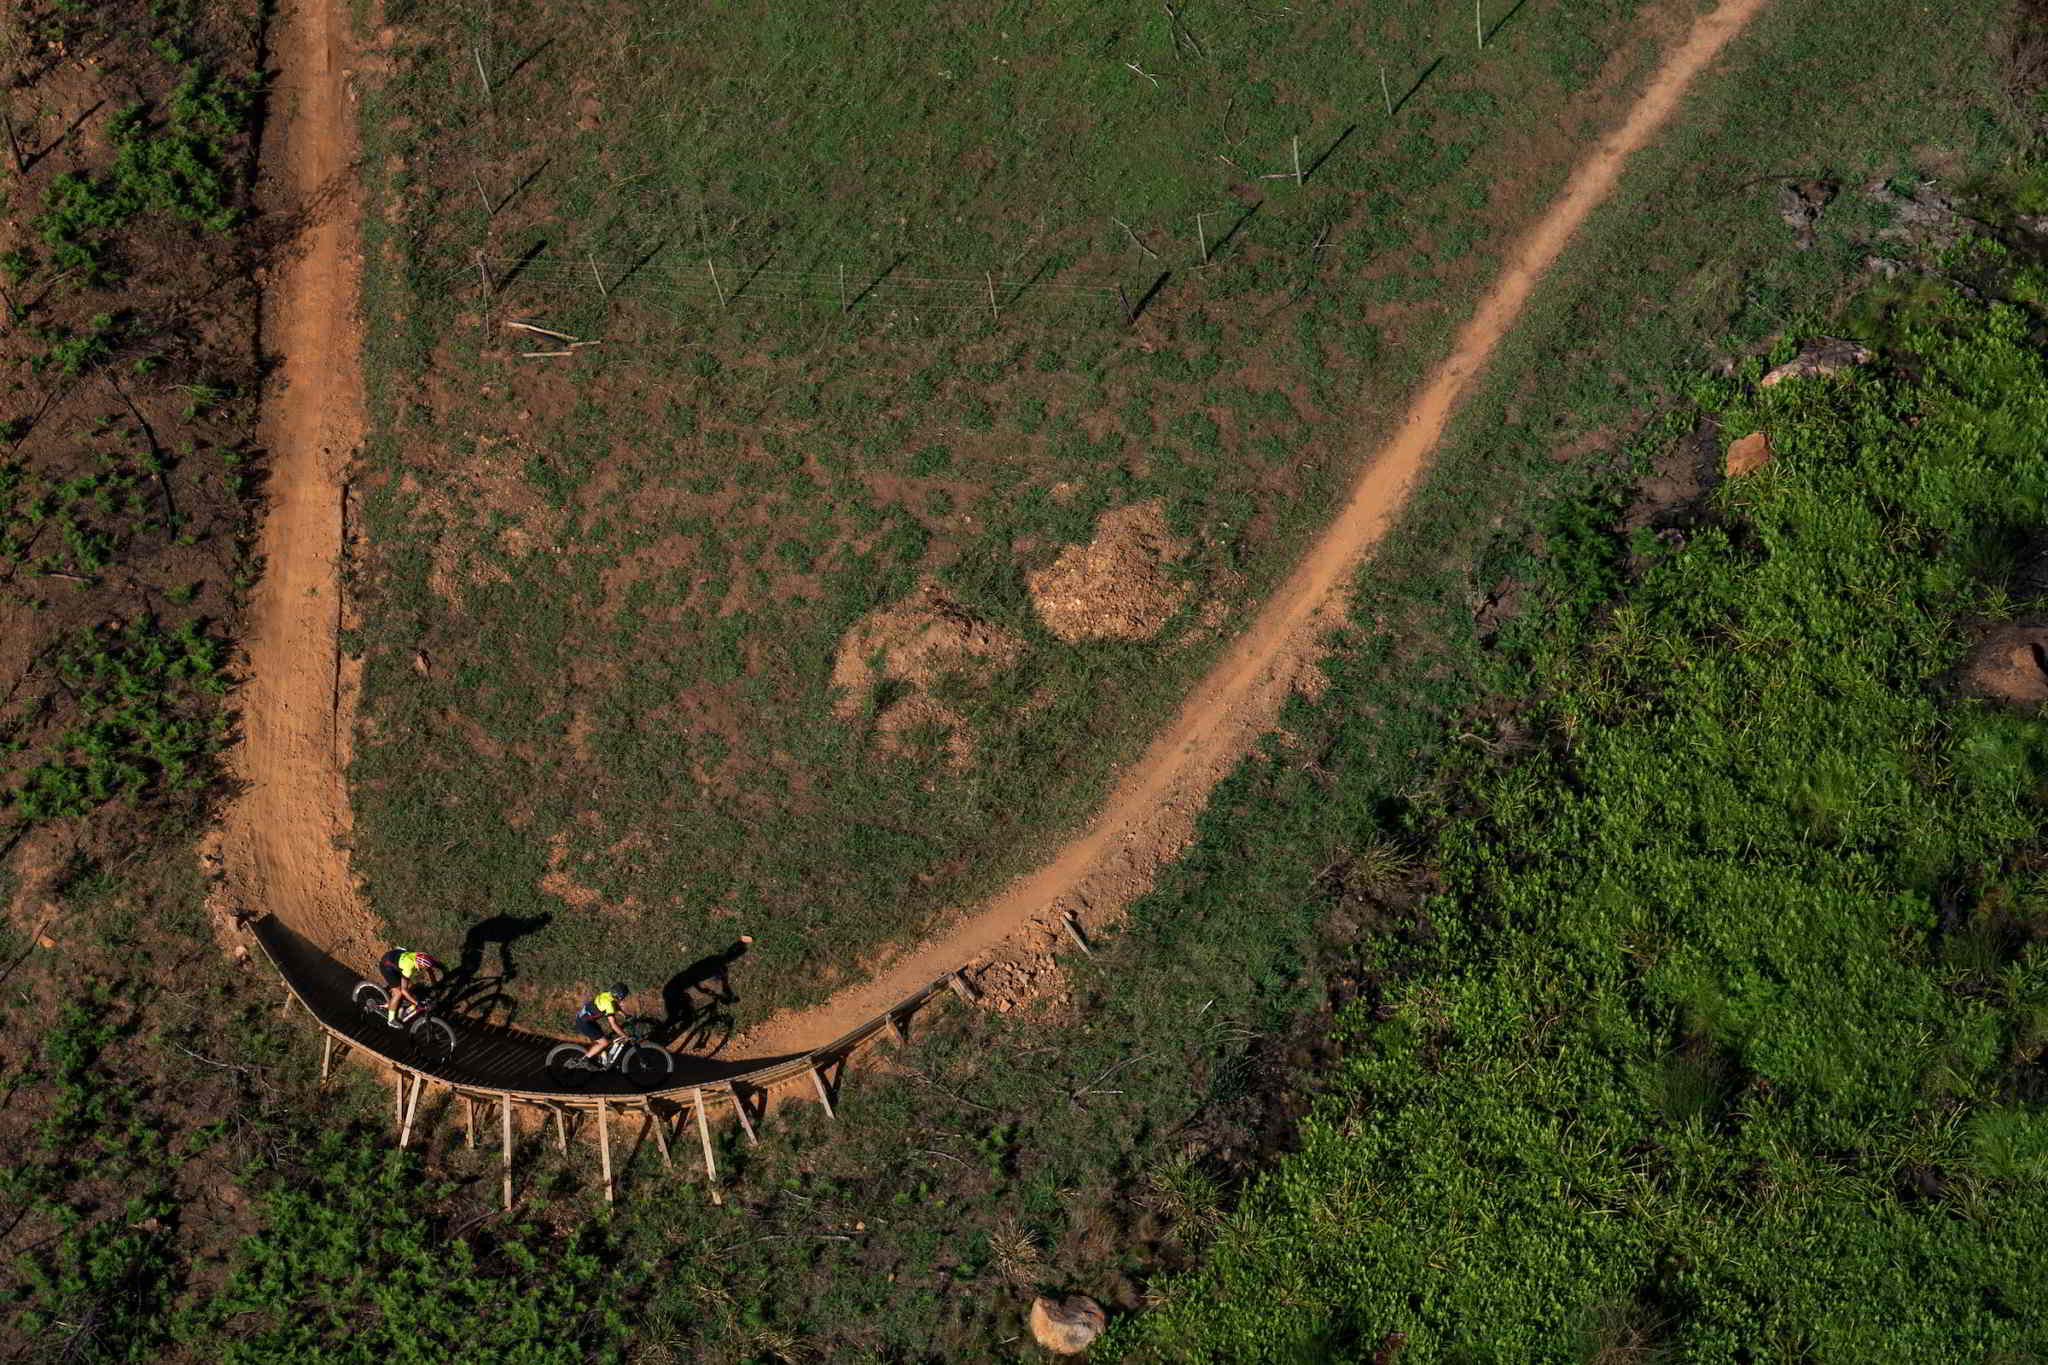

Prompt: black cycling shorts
[
  {"left": 575, "top": 1015, "right": 605, "bottom": 1040},
  {"left": 379, "top": 958, "right": 403, "bottom": 989}
]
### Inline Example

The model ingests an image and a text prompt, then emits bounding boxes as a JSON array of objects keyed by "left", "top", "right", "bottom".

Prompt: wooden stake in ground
[
  {"left": 393, "top": 1072, "right": 404, "bottom": 1135},
  {"left": 1381, "top": 66, "right": 1393, "bottom": 116},
  {"left": 474, "top": 253, "right": 494, "bottom": 349},
  {"left": 597, "top": 1099, "right": 615, "bottom": 1206},
  {"left": 2, "top": 108, "right": 25, "bottom": 177},
  {"left": 986, "top": 270, "right": 999, "bottom": 320},
  {"left": 464, "top": 1096, "right": 476, "bottom": 1150},
  {"left": 707, "top": 259, "right": 727, "bottom": 308},
  {"left": 500, "top": 1097, "right": 514, "bottom": 1211},
  {"left": 553, "top": 1105, "right": 569, "bottom": 1155},
  {"left": 587, "top": 253, "right": 607, "bottom": 299},
  {"left": 1475, "top": 0, "right": 1485, "bottom": 49},
  {"left": 693, "top": 1091, "right": 723, "bottom": 1205},
  {"left": 320, "top": 1033, "right": 335, "bottom": 1082}
]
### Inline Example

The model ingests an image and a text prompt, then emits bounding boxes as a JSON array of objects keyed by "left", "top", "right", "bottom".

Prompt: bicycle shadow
[
  {"left": 653, "top": 936, "right": 752, "bottom": 1053},
  {"left": 444, "top": 912, "right": 554, "bottom": 1023}
]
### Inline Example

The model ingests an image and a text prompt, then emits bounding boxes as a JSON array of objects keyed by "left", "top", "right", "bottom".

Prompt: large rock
[
  {"left": 1760, "top": 338, "right": 1873, "bottom": 388},
  {"left": 1777, "top": 178, "right": 1836, "bottom": 248},
  {"left": 1029, "top": 1295, "right": 1106, "bottom": 1355}
]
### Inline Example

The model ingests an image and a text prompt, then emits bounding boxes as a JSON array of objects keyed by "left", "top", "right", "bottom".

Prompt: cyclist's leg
[
  {"left": 577, "top": 1015, "right": 607, "bottom": 1059},
  {"left": 379, "top": 961, "right": 404, "bottom": 1022}
]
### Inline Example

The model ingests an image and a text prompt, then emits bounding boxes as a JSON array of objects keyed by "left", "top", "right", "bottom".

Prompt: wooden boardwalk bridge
[{"left": 252, "top": 914, "right": 969, "bottom": 1205}]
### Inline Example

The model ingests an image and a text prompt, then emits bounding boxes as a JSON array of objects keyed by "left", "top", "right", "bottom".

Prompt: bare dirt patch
[
  {"left": 1962, "top": 625, "right": 2048, "bottom": 703},
  {"left": 830, "top": 583, "right": 1026, "bottom": 719},
  {"left": 1028, "top": 501, "right": 1193, "bottom": 643}
]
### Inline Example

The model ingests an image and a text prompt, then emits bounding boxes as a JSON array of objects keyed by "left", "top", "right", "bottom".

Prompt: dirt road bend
[
  {"left": 738, "top": 0, "right": 1770, "bottom": 1056},
  {"left": 222, "top": 0, "right": 381, "bottom": 967}
]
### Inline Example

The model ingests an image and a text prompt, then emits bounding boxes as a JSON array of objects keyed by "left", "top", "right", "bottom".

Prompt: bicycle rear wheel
[
  {"left": 543, "top": 1043, "right": 594, "bottom": 1090},
  {"left": 410, "top": 1016, "right": 457, "bottom": 1066},
  {"left": 352, "top": 982, "right": 389, "bottom": 1017},
  {"left": 622, "top": 1042, "right": 675, "bottom": 1084}
]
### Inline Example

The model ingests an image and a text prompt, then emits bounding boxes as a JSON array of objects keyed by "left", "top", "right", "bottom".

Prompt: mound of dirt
[
  {"left": 1962, "top": 625, "right": 2048, "bottom": 703},
  {"left": 831, "top": 584, "right": 1025, "bottom": 720},
  {"left": 1028, "top": 501, "right": 1191, "bottom": 642}
]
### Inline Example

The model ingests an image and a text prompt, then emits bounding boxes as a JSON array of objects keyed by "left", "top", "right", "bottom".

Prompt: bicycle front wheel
[
  {"left": 543, "top": 1043, "right": 593, "bottom": 1090},
  {"left": 411, "top": 1016, "right": 457, "bottom": 1066},
  {"left": 622, "top": 1042, "right": 675, "bottom": 1084}
]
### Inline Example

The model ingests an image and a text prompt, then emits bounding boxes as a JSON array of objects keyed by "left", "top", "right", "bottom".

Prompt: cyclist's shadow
[
  {"left": 444, "top": 911, "right": 554, "bottom": 1025},
  {"left": 653, "top": 937, "right": 751, "bottom": 1055}
]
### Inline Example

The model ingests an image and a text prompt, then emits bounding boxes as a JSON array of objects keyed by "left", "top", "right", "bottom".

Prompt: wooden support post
[
  {"left": 809, "top": 1062, "right": 837, "bottom": 1119},
  {"left": 464, "top": 1096, "right": 476, "bottom": 1150},
  {"left": 280, "top": 986, "right": 294, "bottom": 1017},
  {"left": 553, "top": 1105, "right": 569, "bottom": 1155},
  {"left": 947, "top": 971, "right": 981, "bottom": 1004},
  {"left": 320, "top": 1033, "right": 335, "bottom": 1082},
  {"left": 394, "top": 1073, "right": 405, "bottom": 1135},
  {"left": 693, "top": 1091, "right": 724, "bottom": 1205},
  {"left": 597, "top": 1099, "right": 615, "bottom": 1206},
  {"left": 889, "top": 1010, "right": 910, "bottom": 1045},
  {"left": 399, "top": 1073, "right": 425, "bottom": 1148},
  {"left": 647, "top": 1101, "right": 672, "bottom": 1168},
  {"left": 726, "top": 1084, "right": 758, "bottom": 1146},
  {"left": 500, "top": 1097, "right": 514, "bottom": 1211}
]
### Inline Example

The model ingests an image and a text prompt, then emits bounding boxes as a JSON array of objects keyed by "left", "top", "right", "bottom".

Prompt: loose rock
[
  {"left": 1724, "top": 431, "right": 1774, "bottom": 477},
  {"left": 1760, "top": 338, "right": 1873, "bottom": 388},
  {"left": 1030, "top": 1295, "right": 1106, "bottom": 1355}
]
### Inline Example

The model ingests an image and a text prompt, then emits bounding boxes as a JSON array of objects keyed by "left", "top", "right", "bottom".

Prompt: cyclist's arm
[{"left": 605, "top": 1012, "right": 628, "bottom": 1038}]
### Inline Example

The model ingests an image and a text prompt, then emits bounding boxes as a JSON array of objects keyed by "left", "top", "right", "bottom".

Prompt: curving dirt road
[
  {"left": 241, "top": 0, "right": 1766, "bottom": 1064},
  {"left": 736, "top": 0, "right": 1770, "bottom": 1056},
  {"left": 225, "top": 0, "right": 382, "bottom": 971}
]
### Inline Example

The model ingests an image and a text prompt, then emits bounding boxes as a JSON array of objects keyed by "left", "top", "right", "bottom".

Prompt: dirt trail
[
  {"left": 220, "top": 0, "right": 381, "bottom": 969},
  {"left": 737, "top": 0, "right": 1768, "bottom": 1057}
]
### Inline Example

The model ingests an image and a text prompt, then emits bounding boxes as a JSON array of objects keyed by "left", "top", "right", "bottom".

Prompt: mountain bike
[
  {"left": 544, "top": 1017, "right": 675, "bottom": 1087},
  {"left": 352, "top": 981, "right": 458, "bottom": 1065}
]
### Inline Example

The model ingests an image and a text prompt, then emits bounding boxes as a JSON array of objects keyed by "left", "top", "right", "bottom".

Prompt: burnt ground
[{"left": 0, "top": 1, "right": 272, "bottom": 887}]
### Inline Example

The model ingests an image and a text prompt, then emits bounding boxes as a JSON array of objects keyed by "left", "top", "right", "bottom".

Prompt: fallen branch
[
  {"left": 504, "top": 321, "right": 578, "bottom": 341},
  {"left": 1110, "top": 217, "right": 1159, "bottom": 261},
  {"left": 1124, "top": 61, "right": 1162, "bottom": 87},
  {"left": 520, "top": 349, "right": 575, "bottom": 358}
]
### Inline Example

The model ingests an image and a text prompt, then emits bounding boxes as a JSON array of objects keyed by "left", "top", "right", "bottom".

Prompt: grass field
[
  {"left": 1116, "top": 259, "right": 2048, "bottom": 1361},
  {"left": 347, "top": 0, "right": 1707, "bottom": 1015}
]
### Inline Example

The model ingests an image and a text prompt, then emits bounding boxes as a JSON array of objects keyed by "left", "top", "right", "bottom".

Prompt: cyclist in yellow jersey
[
  {"left": 575, "top": 983, "right": 631, "bottom": 1060},
  {"left": 377, "top": 947, "right": 442, "bottom": 1027}
]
